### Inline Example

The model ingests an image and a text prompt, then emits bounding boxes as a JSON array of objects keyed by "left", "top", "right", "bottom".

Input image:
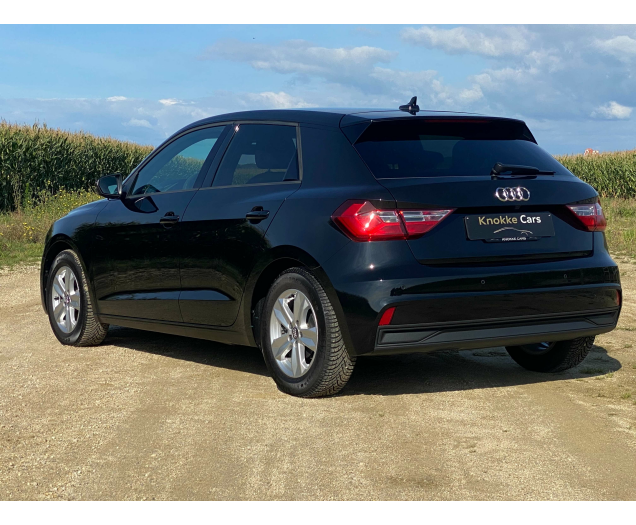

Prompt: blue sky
[{"left": 1, "top": 24, "right": 635, "bottom": 154}]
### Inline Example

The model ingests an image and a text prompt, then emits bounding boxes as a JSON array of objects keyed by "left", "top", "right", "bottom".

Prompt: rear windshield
[{"left": 353, "top": 119, "right": 569, "bottom": 179}]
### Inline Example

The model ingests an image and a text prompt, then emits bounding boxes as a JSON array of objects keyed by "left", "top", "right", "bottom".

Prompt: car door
[
  {"left": 93, "top": 125, "right": 230, "bottom": 322},
  {"left": 179, "top": 122, "right": 301, "bottom": 326}
]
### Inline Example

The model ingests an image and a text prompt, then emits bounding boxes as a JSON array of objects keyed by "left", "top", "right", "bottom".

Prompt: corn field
[
  {"left": 556, "top": 150, "right": 636, "bottom": 199},
  {"left": 0, "top": 121, "right": 153, "bottom": 212}
]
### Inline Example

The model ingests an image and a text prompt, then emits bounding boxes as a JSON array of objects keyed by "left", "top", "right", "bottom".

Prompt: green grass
[
  {"left": 0, "top": 189, "right": 99, "bottom": 267},
  {"left": 602, "top": 198, "right": 636, "bottom": 258}
]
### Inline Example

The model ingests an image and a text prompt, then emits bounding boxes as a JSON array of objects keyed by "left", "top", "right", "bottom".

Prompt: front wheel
[
  {"left": 46, "top": 249, "right": 109, "bottom": 346},
  {"left": 260, "top": 268, "right": 355, "bottom": 398},
  {"left": 505, "top": 336, "right": 595, "bottom": 373}
]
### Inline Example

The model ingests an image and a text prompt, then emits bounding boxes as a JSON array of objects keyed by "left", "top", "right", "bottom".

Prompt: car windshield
[{"left": 353, "top": 119, "right": 570, "bottom": 179}]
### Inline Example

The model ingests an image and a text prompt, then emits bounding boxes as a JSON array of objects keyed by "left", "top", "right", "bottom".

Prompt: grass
[
  {"left": 0, "top": 190, "right": 99, "bottom": 267},
  {"left": 602, "top": 198, "right": 636, "bottom": 258},
  {"left": 581, "top": 367, "right": 606, "bottom": 374}
]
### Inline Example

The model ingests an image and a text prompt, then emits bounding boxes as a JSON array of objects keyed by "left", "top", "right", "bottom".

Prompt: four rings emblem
[{"left": 495, "top": 187, "right": 530, "bottom": 202}]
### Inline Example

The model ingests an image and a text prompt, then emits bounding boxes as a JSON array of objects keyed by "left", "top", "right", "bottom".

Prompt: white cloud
[
  {"left": 401, "top": 26, "right": 533, "bottom": 57},
  {"left": 107, "top": 96, "right": 127, "bottom": 102},
  {"left": 202, "top": 39, "right": 396, "bottom": 87},
  {"left": 591, "top": 101, "right": 632, "bottom": 120},
  {"left": 245, "top": 91, "right": 315, "bottom": 109},
  {"left": 125, "top": 118, "right": 153, "bottom": 128},
  {"left": 159, "top": 98, "right": 181, "bottom": 106},
  {"left": 594, "top": 35, "right": 636, "bottom": 61}
]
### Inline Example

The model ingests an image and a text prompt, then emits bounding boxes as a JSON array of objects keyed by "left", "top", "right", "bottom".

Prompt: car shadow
[
  {"left": 342, "top": 343, "right": 622, "bottom": 397},
  {"left": 104, "top": 326, "right": 622, "bottom": 396},
  {"left": 104, "top": 326, "right": 270, "bottom": 377}
]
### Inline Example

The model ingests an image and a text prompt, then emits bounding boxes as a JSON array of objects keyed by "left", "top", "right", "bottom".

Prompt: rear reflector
[
  {"left": 379, "top": 307, "right": 396, "bottom": 326},
  {"left": 332, "top": 200, "right": 454, "bottom": 241},
  {"left": 566, "top": 202, "right": 607, "bottom": 232}
]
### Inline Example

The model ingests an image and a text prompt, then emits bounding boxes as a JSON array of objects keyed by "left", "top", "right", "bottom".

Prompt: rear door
[
  {"left": 93, "top": 125, "right": 229, "bottom": 321},
  {"left": 350, "top": 118, "right": 597, "bottom": 265},
  {"left": 179, "top": 122, "right": 301, "bottom": 326}
]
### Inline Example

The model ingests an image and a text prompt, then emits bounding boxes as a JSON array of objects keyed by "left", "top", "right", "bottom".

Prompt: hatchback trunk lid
[{"left": 349, "top": 117, "right": 599, "bottom": 264}]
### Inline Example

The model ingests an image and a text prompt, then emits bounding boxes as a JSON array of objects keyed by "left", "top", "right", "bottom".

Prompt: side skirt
[{"left": 99, "top": 314, "right": 254, "bottom": 347}]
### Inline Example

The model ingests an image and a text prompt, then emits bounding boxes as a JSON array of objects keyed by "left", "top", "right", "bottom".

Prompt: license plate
[{"left": 465, "top": 212, "right": 555, "bottom": 242}]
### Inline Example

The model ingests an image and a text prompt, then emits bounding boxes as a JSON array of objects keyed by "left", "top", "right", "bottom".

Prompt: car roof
[{"left": 178, "top": 108, "right": 506, "bottom": 134}]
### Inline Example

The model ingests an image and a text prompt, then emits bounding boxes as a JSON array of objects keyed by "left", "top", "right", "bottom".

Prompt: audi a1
[{"left": 40, "top": 98, "right": 622, "bottom": 397}]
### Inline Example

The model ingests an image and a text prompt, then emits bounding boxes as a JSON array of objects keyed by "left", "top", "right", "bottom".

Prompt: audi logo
[{"left": 495, "top": 187, "right": 530, "bottom": 202}]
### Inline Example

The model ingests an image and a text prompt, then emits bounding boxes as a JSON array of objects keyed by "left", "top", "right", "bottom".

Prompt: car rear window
[{"left": 353, "top": 119, "right": 570, "bottom": 179}]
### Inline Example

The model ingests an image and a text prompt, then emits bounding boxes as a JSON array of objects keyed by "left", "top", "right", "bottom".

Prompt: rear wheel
[
  {"left": 46, "top": 249, "right": 109, "bottom": 346},
  {"left": 505, "top": 336, "right": 594, "bottom": 372},
  {"left": 260, "top": 268, "right": 355, "bottom": 398}
]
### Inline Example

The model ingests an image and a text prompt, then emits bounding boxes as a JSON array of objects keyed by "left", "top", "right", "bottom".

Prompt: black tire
[
  {"left": 260, "top": 268, "right": 355, "bottom": 398},
  {"left": 505, "top": 336, "right": 595, "bottom": 373},
  {"left": 46, "top": 249, "right": 109, "bottom": 347}
]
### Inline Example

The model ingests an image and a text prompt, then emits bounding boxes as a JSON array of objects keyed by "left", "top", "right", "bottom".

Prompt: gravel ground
[{"left": 1, "top": 260, "right": 635, "bottom": 500}]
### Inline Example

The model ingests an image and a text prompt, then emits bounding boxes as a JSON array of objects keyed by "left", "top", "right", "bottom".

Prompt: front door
[
  {"left": 93, "top": 125, "right": 228, "bottom": 322},
  {"left": 179, "top": 123, "right": 301, "bottom": 326}
]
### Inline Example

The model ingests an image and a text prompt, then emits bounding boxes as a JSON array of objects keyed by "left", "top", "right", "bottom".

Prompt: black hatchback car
[{"left": 41, "top": 101, "right": 622, "bottom": 397}]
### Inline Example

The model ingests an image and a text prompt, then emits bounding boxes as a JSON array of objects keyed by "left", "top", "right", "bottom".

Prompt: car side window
[
  {"left": 212, "top": 124, "right": 298, "bottom": 187},
  {"left": 131, "top": 126, "right": 226, "bottom": 196}
]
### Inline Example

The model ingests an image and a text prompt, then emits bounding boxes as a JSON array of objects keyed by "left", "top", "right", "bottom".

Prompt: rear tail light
[
  {"left": 566, "top": 202, "right": 607, "bottom": 232},
  {"left": 378, "top": 307, "right": 396, "bottom": 326},
  {"left": 332, "top": 201, "right": 454, "bottom": 241}
]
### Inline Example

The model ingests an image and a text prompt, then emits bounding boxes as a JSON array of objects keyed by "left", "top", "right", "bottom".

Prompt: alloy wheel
[
  {"left": 51, "top": 265, "right": 81, "bottom": 334},
  {"left": 269, "top": 288, "right": 319, "bottom": 378}
]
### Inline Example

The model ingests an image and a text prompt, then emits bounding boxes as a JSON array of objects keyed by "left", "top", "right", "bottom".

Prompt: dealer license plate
[{"left": 465, "top": 212, "right": 555, "bottom": 242}]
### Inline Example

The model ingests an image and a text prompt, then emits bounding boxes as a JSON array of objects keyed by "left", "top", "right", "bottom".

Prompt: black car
[{"left": 40, "top": 99, "right": 622, "bottom": 397}]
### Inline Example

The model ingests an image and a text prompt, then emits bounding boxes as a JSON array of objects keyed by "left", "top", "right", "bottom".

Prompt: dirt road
[{"left": 1, "top": 260, "right": 635, "bottom": 500}]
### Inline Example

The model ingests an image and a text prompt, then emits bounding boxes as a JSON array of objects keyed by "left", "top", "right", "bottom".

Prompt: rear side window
[
  {"left": 353, "top": 120, "right": 569, "bottom": 179},
  {"left": 212, "top": 124, "right": 298, "bottom": 187}
]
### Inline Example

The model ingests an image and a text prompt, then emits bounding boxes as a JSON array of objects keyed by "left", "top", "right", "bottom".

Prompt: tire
[
  {"left": 505, "top": 336, "right": 595, "bottom": 373},
  {"left": 46, "top": 249, "right": 109, "bottom": 347},
  {"left": 260, "top": 268, "right": 355, "bottom": 398}
]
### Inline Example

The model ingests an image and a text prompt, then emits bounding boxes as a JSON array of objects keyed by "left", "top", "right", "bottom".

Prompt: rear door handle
[
  {"left": 246, "top": 208, "right": 270, "bottom": 222},
  {"left": 160, "top": 212, "right": 180, "bottom": 228}
]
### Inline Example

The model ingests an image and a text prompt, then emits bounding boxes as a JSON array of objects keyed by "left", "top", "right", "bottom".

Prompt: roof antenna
[{"left": 399, "top": 96, "right": 419, "bottom": 115}]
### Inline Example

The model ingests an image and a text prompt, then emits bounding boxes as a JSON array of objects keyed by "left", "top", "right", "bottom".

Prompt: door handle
[
  {"left": 160, "top": 212, "right": 180, "bottom": 228},
  {"left": 246, "top": 207, "right": 270, "bottom": 222}
]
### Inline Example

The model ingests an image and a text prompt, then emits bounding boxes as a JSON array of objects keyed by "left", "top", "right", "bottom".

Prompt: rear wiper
[{"left": 491, "top": 162, "right": 555, "bottom": 179}]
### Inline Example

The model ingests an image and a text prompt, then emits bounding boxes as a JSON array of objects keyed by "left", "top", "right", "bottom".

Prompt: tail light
[
  {"left": 566, "top": 202, "right": 607, "bottom": 232},
  {"left": 332, "top": 201, "right": 454, "bottom": 241},
  {"left": 378, "top": 307, "right": 396, "bottom": 326}
]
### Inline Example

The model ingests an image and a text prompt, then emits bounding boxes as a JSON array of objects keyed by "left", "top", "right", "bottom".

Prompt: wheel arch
[
  {"left": 40, "top": 235, "right": 94, "bottom": 315},
  {"left": 243, "top": 246, "right": 357, "bottom": 356}
]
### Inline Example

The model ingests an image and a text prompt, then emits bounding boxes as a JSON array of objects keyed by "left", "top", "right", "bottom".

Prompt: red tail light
[
  {"left": 378, "top": 307, "right": 396, "bottom": 326},
  {"left": 332, "top": 201, "right": 454, "bottom": 242},
  {"left": 566, "top": 202, "right": 607, "bottom": 232}
]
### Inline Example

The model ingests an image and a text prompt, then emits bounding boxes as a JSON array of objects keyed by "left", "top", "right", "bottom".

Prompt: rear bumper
[
  {"left": 321, "top": 238, "right": 621, "bottom": 356},
  {"left": 373, "top": 309, "right": 619, "bottom": 355}
]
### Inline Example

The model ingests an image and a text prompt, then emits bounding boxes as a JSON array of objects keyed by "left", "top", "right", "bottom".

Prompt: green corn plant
[
  {"left": 0, "top": 121, "right": 153, "bottom": 212},
  {"left": 556, "top": 149, "right": 636, "bottom": 199}
]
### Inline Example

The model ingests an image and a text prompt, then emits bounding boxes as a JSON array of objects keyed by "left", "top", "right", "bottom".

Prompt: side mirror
[{"left": 96, "top": 174, "right": 123, "bottom": 199}]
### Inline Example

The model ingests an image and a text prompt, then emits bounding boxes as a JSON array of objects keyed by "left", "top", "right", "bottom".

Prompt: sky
[{"left": 0, "top": 24, "right": 635, "bottom": 155}]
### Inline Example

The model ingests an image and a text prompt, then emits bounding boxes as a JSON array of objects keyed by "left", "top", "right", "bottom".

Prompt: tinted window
[
  {"left": 131, "top": 126, "right": 226, "bottom": 195},
  {"left": 213, "top": 124, "right": 298, "bottom": 187},
  {"left": 354, "top": 120, "right": 569, "bottom": 179}
]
